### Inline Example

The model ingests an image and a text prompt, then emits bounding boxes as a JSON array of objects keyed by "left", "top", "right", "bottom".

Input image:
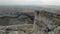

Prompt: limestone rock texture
[{"left": 0, "top": 7, "right": 60, "bottom": 34}]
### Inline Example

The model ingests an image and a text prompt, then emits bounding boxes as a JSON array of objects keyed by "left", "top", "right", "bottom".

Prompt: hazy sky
[{"left": 0, "top": 0, "right": 60, "bottom": 6}]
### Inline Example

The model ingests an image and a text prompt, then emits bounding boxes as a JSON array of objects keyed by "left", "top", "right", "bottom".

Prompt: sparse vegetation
[{"left": 0, "top": 7, "right": 60, "bottom": 34}]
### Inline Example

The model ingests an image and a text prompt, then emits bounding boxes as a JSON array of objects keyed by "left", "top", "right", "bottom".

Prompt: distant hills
[{"left": 0, "top": 5, "right": 60, "bottom": 9}]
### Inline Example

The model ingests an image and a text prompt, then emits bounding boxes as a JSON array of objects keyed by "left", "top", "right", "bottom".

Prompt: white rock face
[
  {"left": 9, "top": 31, "right": 19, "bottom": 34},
  {"left": 0, "top": 30, "right": 5, "bottom": 34},
  {"left": 53, "top": 26, "right": 60, "bottom": 34},
  {"left": 48, "top": 31, "right": 54, "bottom": 34},
  {"left": 48, "top": 26, "right": 60, "bottom": 34}
]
